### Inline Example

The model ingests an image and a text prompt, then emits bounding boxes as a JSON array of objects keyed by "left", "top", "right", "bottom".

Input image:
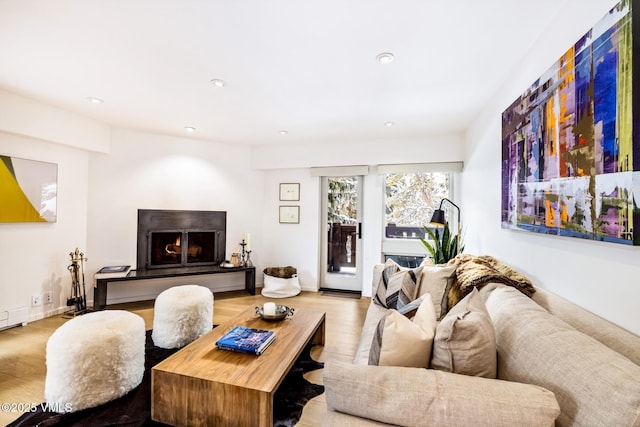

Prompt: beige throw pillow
[
  {"left": 417, "top": 263, "right": 457, "bottom": 319},
  {"left": 420, "top": 257, "right": 434, "bottom": 266},
  {"left": 369, "top": 295, "right": 437, "bottom": 368},
  {"left": 431, "top": 288, "right": 497, "bottom": 378}
]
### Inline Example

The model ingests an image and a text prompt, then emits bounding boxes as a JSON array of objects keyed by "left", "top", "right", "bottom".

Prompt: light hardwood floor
[{"left": 0, "top": 290, "right": 370, "bottom": 426}]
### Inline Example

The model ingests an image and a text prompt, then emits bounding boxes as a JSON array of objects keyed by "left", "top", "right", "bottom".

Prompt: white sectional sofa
[{"left": 323, "top": 257, "right": 640, "bottom": 426}]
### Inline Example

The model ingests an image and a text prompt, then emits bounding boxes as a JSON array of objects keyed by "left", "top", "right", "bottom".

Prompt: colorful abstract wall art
[
  {"left": 502, "top": 0, "right": 640, "bottom": 245},
  {"left": 0, "top": 155, "right": 57, "bottom": 223}
]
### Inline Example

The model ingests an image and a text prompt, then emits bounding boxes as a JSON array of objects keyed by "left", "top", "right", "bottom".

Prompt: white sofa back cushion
[{"left": 483, "top": 284, "right": 640, "bottom": 427}]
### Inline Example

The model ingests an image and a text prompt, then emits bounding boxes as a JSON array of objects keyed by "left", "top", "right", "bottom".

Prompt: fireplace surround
[
  {"left": 93, "top": 209, "right": 254, "bottom": 310},
  {"left": 137, "top": 209, "right": 226, "bottom": 270}
]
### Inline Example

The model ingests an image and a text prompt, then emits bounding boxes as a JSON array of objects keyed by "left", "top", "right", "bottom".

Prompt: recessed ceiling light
[
  {"left": 86, "top": 97, "right": 104, "bottom": 104},
  {"left": 279, "top": 130, "right": 288, "bottom": 135},
  {"left": 210, "top": 79, "right": 226, "bottom": 87},
  {"left": 385, "top": 121, "right": 395, "bottom": 127},
  {"left": 184, "top": 126, "right": 196, "bottom": 132},
  {"left": 376, "top": 52, "right": 394, "bottom": 64}
]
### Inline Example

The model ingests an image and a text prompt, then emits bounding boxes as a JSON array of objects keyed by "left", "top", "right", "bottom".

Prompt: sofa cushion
[
  {"left": 396, "top": 293, "right": 429, "bottom": 319},
  {"left": 323, "top": 359, "right": 560, "bottom": 427},
  {"left": 353, "top": 294, "right": 429, "bottom": 366},
  {"left": 532, "top": 287, "right": 640, "bottom": 366},
  {"left": 484, "top": 285, "right": 640, "bottom": 427},
  {"left": 368, "top": 296, "right": 436, "bottom": 367},
  {"left": 373, "top": 258, "right": 423, "bottom": 310},
  {"left": 431, "top": 288, "right": 497, "bottom": 378},
  {"left": 386, "top": 266, "right": 423, "bottom": 309},
  {"left": 416, "top": 263, "right": 457, "bottom": 319},
  {"left": 372, "top": 259, "right": 401, "bottom": 308}
]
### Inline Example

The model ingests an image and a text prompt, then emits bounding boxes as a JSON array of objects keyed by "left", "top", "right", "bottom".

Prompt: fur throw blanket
[
  {"left": 447, "top": 254, "right": 535, "bottom": 309},
  {"left": 263, "top": 266, "right": 298, "bottom": 279}
]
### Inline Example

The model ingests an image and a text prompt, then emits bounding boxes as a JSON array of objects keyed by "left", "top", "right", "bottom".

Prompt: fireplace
[{"left": 137, "top": 210, "right": 226, "bottom": 269}]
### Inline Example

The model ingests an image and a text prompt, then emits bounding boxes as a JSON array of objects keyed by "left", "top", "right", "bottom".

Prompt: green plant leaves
[{"left": 420, "top": 222, "right": 462, "bottom": 264}]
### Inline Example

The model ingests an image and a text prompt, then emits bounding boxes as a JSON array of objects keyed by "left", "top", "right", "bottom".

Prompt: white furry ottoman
[
  {"left": 45, "top": 310, "right": 145, "bottom": 413},
  {"left": 152, "top": 284, "right": 213, "bottom": 349}
]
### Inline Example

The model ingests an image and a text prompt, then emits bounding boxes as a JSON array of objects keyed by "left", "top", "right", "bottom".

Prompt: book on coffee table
[{"left": 215, "top": 326, "right": 276, "bottom": 355}]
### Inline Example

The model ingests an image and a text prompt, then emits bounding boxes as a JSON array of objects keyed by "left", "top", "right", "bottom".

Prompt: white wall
[
  {"left": 260, "top": 169, "right": 320, "bottom": 292},
  {"left": 462, "top": 0, "right": 639, "bottom": 335},
  {"left": 86, "top": 129, "right": 265, "bottom": 304},
  {"left": 0, "top": 89, "right": 110, "bottom": 153},
  {"left": 0, "top": 131, "right": 89, "bottom": 323}
]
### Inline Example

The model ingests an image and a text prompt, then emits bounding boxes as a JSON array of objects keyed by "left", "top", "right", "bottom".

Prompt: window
[{"left": 384, "top": 172, "right": 450, "bottom": 240}]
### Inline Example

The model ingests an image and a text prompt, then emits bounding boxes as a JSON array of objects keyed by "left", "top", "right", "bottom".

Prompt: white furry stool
[
  {"left": 45, "top": 310, "right": 145, "bottom": 413},
  {"left": 152, "top": 284, "right": 213, "bottom": 349}
]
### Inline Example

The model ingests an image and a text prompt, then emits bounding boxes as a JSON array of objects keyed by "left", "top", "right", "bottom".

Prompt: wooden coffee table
[{"left": 151, "top": 305, "right": 326, "bottom": 427}]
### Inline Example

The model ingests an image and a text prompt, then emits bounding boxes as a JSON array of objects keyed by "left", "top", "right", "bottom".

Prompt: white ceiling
[{"left": 0, "top": 0, "right": 570, "bottom": 147}]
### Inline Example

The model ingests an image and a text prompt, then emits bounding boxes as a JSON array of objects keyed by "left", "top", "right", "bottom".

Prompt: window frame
[{"left": 381, "top": 169, "right": 456, "bottom": 264}]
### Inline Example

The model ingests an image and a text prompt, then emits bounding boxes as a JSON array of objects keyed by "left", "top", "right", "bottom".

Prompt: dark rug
[{"left": 9, "top": 330, "right": 324, "bottom": 427}]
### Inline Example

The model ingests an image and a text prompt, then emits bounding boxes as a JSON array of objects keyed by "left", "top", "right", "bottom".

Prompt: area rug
[{"left": 8, "top": 329, "right": 324, "bottom": 427}]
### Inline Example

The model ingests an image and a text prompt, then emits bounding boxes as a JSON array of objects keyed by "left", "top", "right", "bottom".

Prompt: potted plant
[{"left": 419, "top": 222, "right": 463, "bottom": 264}]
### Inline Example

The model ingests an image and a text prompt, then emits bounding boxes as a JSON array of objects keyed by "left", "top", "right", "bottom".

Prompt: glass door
[{"left": 320, "top": 176, "right": 363, "bottom": 291}]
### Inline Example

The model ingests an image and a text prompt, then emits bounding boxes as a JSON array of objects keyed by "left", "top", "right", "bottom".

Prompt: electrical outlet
[
  {"left": 31, "top": 294, "right": 42, "bottom": 307},
  {"left": 43, "top": 291, "right": 52, "bottom": 304}
]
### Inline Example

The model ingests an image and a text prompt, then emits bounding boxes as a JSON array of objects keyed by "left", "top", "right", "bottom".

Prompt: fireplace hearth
[{"left": 137, "top": 210, "right": 226, "bottom": 269}]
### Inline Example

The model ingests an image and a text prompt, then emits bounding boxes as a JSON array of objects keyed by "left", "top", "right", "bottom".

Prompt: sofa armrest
[
  {"left": 352, "top": 301, "right": 386, "bottom": 364},
  {"left": 323, "top": 360, "right": 560, "bottom": 427}
]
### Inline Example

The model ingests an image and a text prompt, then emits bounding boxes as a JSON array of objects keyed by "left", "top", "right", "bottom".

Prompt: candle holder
[{"left": 239, "top": 240, "right": 247, "bottom": 266}]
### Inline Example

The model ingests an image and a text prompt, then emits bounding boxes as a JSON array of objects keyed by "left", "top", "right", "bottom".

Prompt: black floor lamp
[{"left": 429, "top": 198, "right": 461, "bottom": 256}]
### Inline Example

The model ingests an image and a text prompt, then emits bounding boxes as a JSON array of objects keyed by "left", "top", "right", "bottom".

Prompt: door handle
[{"left": 358, "top": 222, "right": 362, "bottom": 239}]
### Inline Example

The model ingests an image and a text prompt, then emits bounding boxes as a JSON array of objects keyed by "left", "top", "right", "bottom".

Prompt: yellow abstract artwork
[{"left": 0, "top": 155, "right": 57, "bottom": 223}]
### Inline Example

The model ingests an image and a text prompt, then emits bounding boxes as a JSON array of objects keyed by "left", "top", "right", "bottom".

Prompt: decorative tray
[
  {"left": 219, "top": 262, "right": 236, "bottom": 268},
  {"left": 255, "top": 305, "right": 294, "bottom": 321}
]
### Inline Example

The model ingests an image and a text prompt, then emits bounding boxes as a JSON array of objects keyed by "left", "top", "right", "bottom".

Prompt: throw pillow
[
  {"left": 373, "top": 259, "right": 402, "bottom": 308},
  {"left": 420, "top": 257, "right": 434, "bottom": 266},
  {"left": 397, "top": 293, "right": 429, "bottom": 319},
  {"left": 369, "top": 296, "right": 437, "bottom": 368},
  {"left": 417, "top": 264, "right": 457, "bottom": 319},
  {"left": 431, "top": 288, "right": 497, "bottom": 378},
  {"left": 385, "top": 266, "right": 424, "bottom": 310}
]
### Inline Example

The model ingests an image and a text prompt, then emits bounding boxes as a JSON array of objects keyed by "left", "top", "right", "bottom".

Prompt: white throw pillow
[{"left": 369, "top": 295, "right": 437, "bottom": 368}]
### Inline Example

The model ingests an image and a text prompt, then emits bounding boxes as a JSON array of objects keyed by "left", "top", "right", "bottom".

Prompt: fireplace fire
[{"left": 137, "top": 210, "right": 226, "bottom": 269}]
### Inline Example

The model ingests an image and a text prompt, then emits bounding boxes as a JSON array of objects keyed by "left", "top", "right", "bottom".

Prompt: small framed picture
[
  {"left": 279, "top": 183, "right": 300, "bottom": 201},
  {"left": 279, "top": 206, "right": 300, "bottom": 224}
]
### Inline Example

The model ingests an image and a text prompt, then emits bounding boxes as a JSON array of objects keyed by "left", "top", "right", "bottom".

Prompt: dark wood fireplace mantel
[{"left": 93, "top": 265, "right": 256, "bottom": 310}]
